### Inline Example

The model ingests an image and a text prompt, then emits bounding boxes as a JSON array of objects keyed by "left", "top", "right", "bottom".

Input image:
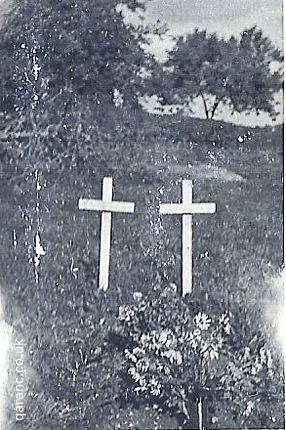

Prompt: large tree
[
  {"left": 0, "top": 0, "right": 152, "bottom": 111},
  {"left": 159, "top": 27, "right": 283, "bottom": 119},
  {"left": 0, "top": 0, "right": 154, "bottom": 175}
]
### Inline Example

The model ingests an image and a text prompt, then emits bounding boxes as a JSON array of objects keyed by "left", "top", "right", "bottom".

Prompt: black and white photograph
[{"left": 0, "top": 0, "right": 284, "bottom": 428}]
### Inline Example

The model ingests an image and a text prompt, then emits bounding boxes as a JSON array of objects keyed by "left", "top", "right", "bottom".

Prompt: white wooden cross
[
  {"left": 160, "top": 180, "right": 216, "bottom": 296},
  {"left": 78, "top": 177, "right": 135, "bottom": 291}
]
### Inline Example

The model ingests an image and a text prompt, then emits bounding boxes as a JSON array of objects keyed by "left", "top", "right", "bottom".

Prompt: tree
[
  {"left": 227, "top": 27, "right": 283, "bottom": 119},
  {"left": 159, "top": 27, "right": 283, "bottom": 119},
  {"left": 0, "top": 0, "right": 155, "bottom": 178},
  {"left": 0, "top": 0, "right": 152, "bottom": 112}
]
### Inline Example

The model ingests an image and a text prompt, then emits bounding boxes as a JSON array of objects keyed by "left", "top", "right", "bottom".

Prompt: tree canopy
[
  {"left": 0, "top": 0, "right": 152, "bottom": 114},
  {"left": 158, "top": 27, "right": 283, "bottom": 119},
  {"left": 0, "top": 0, "right": 155, "bottom": 176}
]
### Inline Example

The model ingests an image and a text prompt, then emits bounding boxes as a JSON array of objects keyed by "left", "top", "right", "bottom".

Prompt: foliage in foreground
[{"left": 7, "top": 287, "right": 284, "bottom": 429}]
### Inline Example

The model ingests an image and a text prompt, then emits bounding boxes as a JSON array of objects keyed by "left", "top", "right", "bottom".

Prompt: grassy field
[
  {"left": 1, "top": 112, "right": 283, "bottom": 319},
  {"left": 0, "top": 113, "right": 283, "bottom": 428}
]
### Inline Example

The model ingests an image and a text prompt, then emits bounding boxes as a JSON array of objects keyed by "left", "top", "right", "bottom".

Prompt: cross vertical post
[
  {"left": 160, "top": 180, "right": 216, "bottom": 297},
  {"left": 99, "top": 177, "right": 112, "bottom": 291},
  {"left": 78, "top": 177, "right": 135, "bottom": 291},
  {"left": 182, "top": 180, "right": 193, "bottom": 295}
]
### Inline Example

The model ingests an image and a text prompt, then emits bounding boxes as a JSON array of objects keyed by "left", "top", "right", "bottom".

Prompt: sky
[
  {"left": 128, "top": 0, "right": 283, "bottom": 125},
  {"left": 143, "top": 0, "right": 283, "bottom": 60}
]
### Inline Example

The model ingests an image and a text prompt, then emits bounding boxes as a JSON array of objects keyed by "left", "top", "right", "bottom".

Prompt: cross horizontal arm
[
  {"left": 78, "top": 199, "right": 135, "bottom": 213},
  {"left": 160, "top": 202, "right": 216, "bottom": 215}
]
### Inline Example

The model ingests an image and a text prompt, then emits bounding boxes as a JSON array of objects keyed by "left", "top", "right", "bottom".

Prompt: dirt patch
[{"left": 167, "top": 163, "right": 246, "bottom": 182}]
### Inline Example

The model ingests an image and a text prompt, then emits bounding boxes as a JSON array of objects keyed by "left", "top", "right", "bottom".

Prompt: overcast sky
[{"left": 141, "top": 0, "right": 283, "bottom": 60}]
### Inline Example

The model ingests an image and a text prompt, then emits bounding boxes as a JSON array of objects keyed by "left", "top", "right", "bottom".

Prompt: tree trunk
[
  {"left": 200, "top": 93, "right": 209, "bottom": 119},
  {"left": 211, "top": 99, "right": 221, "bottom": 118}
]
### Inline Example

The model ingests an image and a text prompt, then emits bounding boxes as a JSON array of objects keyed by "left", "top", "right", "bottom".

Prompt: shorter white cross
[
  {"left": 160, "top": 180, "right": 216, "bottom": 296},
  {"left": 78, "top": 177, "right": 135, "bottom": 291}
]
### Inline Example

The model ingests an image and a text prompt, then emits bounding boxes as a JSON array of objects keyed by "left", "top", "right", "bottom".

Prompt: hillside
[{"left": 0, "top": 113, "right": 284, "bottom": 428}]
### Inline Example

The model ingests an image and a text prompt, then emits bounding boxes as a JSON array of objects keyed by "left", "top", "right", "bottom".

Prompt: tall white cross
[
  {"left": 160, "top": 180, "right": 216, "bottom": 297},
  {"left": 78, "top": 177, "right": 135, "bottom": 291}
]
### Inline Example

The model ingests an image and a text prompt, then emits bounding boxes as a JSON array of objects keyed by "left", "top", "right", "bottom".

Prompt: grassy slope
[
  {"left": 0, "top": 112, "right": 283, "bottom": 428},
  {"left": 1, "top": 112, "right": 283, "bottom": 304}
]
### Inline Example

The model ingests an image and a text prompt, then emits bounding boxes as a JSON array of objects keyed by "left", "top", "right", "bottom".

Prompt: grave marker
[
  {"left": 160, "top": 180, "right": 216, "bottom": 296},
  {"left": 78, "top": 177, "right": 135, "bottom": 291}
]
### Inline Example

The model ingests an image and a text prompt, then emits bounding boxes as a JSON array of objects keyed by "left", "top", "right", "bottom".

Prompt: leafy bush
[{"left": 116, "top": 289, "right": 284, "bottom": 429}]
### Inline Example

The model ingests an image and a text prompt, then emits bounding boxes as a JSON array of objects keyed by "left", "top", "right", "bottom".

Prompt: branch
[{"left": 211, "top": 97, "right": 223, "bottom": 118}]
